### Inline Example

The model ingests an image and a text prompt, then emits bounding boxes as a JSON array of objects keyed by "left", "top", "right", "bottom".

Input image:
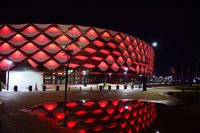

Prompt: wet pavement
[{"left": 1, "top": 87, "right": 200, "bottom": 133}]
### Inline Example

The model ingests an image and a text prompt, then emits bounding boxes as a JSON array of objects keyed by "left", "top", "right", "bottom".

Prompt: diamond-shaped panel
[
  {"left": 32, "top": 51, "right": 50, "bottom": 62},
  {"left": 33, "top": 34, "right": 51, "bottom": 46},
  {"left": 21, "top": 42, "right": 39, "bottom": 54},
  {"left": 9, "top": 50, "right": 26, "bottom": 62},
  {"left": 0, "top": 25, "right": 15, "bottom": 38},
  {"left": 98, "top": 61, "right": 109, "bottom": 71},
  {"left": 9, "top": 34, "right": 27, "bottom": 46},
  {"left": 0, "top": 42, "right": 15, "bottom": 54},
  {"left": 22, "top": 25, "right": 39, "bottom": 37},
  {"left": 44, "top": 59, "right": 60, "bottom": 70},
  {"left": 44, "top": 43, "right": 61, "bottom": 54}
]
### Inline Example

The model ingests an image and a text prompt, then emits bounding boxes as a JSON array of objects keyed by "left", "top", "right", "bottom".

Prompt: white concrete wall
[{"left": 6, "top": 70, "right": 43, "bottom": 91}]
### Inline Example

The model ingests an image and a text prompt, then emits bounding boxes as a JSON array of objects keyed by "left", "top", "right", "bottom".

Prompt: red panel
[
  {"left": 123, "top": 50, "right": 129, "bottom": 59},
  {"left": 55, "top": 35, "right": 71, "bottom": 45},
  {"left": 101, "top": 31, "right": 111, "bottom": 41},
  {"left": 82, "top": 64, "right": 95, "bottom": 68},
  {"left": 33, "top": 34, "right": 50, "bottom": 46},
  {"left": 44, "top": 43, "right": 61, "bottom": 54},
  {"left": 92, "top": 109, "right": 103, "bottom": 114},
  {"left": 117, "top": 56, "right": 125, "bottom": 66},
  {"left": 67, "top": 27, "right": 81, "bottom": 37},
  {"left": 137, "top": 54, "right": 142, "bottom": 62},
  {"left": 136, "top": 65, "right": 140, "bottom": 73},
  {"left": 111, "top": 100, "right": 120, "bottom": 106},
  {"left": 45, "top": 27, "right": 62, "bottom": 37},
  {"left": 0, "top": 59, "right": 14, "bottom": 70},
  {"left": 99, "top": 49, "right": 110, "bottom": 55},
  {"left": 67, "top": 63, "right": 78, "bottom": 68},
  {"left": 111, "top": 63, "right": 120, "bottom": 72},
  {"left": 131, "top": 52, "right": 136, "bottom": 60},
  {"left": 0, "top": 42, "right": 15, "bottom": 54},
  {"left": 98, "top": 61, "right": 109, "bottom": 71},
  {"left": 133, "top": 39, "right": 138, "bottom": 48},
  {"left": 107, "top": 42, "right": 117, "bottom": 49},
  {"left": 74, "top": 55, "right": 88, "bottom": 60},
  {"left": 98, "top": 100, "right": 109, "bottom": 108},
  {"left": 21, "top": 42, "right": 39, "bottom": 54},
  {"left": 84, "top": 118, "right": 96, "bottom": 123},
  {"left": 124, "top": 36, "right": 131, "bottom": 45},
  {"left": 101, "top": 116, "right": 110, "bottom": 121},
  {"left": 32, "top": 51, "right": 50, "bottom": 62},
  {"left": 28, "top": 59, "right": 38, "bottom": 68},
  {"left": 66, "top": 43, "right": 81, "bottom": 55},
  {"left": 85, "top": 29, "right": 98, "bottom": 40},
  {"left": 54, "top": 51, "right": 69, "bottom": 63},
  {"left": 54, "top": 112, "right": 65, "bottom": 120},
  {"left": 22, "top": 26, "right": 39, "bottom": 37},
  {"left": 107, "top": 108, "right": 115, "bottom": 115},
  {"left": 0, "top": 25, "right": 15, "bottom": 38},
  {"left": 74, "top": 110, "right": 87, "bottom": 115},
  {"left": 126, "top": 58, "right": 132, "bottom": 66},
  {"left": 91, "top": 56, "right": 103, "bottom": 61},
  {"left": 83, "top": 47, "right": 96, "bottom": 53},
  {"left": 44, "top": 59, "right": 60, "bottom": 70},
  {"left": 105, "top": 55, "right": 115, "bottom": 64},
  {"left": 135, "top": 47, "right": 140, "bottom": 54},
  {"left": 93, "top": 40, "right": 104, "bottom": 47},
  {"left": 43, "top": 103, "right": 57, "bottom": 111},
  {"left": 9, "top": 50, "right": 26, "bottom": 62},
  {"left": 128, "top": 45, "right": 134, "bottom": 53},
  {"left": 114, "top": 34, "right": 123, "bottom": 42},
  {"left": 84, "top": 101, "right": 95, "bottom": 107},
  {"left": 9, "top": 34, "right": 27, "bottom": 46},
  {"left": 119, "top": 42, "right": 126, "bottom": 51},
  {"left": 112, "top": 51, "right": 121, "bottom": 56},
  {"left": 66, "top": 102, "right": 78, "bottom": 107},
  {"left": 67, "top": 121, "right": 77, "bottom": 128},
  {"left": 77, "top": 36, "right": 89, "bottom": 48}
]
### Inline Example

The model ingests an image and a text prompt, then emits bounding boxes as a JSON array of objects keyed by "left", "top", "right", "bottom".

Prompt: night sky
[{"left": 0, "top": 0, "right": 199, "bottom": 76}]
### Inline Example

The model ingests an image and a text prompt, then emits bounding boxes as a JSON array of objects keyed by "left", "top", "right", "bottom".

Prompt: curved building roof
[{"left": 0, "top": 24, "right": 154, "bottom": 75}]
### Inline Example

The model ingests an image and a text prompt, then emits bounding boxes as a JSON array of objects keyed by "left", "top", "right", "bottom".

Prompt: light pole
[
  {"left": 62, "top": 49, "right": 73, "bottom": 127},
  {"left": 6, "top": 60, "right": 13, "bottom": 90},
  {"left": 147, "top": 42, "right": 157, "bottom": 88}
]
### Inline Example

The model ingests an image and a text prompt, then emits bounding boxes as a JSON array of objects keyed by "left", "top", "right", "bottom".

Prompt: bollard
[
  {"left": 68, "top": 87, "right": 70, "bottom": 92},
  {"left": 0, "top": 86, "right": 2, "bottom": 91},
  {"left": 80, "top": 86, "right": 81, "bottom": 91},
  {"left": 124, "top": 85, "right": 127, "bottom": 89},
  {"left": 43, "top": 85, "right": 46, "bottom": 91},
  {"left": 97, "top": 85, "right": 98, "bottom": 90},
  {"left": 108, "top": 85, "right": 111, "bottom": 90},
  {"left": 56, "top": 86, "right": 59, "bottom": 91},
  {"left": 14, "top": 86, "right": 18, "bottom": 91},
  {"left": 90, "top": 86, "right": 92, "bottom": 91},
  {"left": 116, "top": 85, "right": 119, "bottom": 90},
  {"left": 29, "top": 85, "right": 32, "bottom": 91},
  {"left": 131, "top": 84, "right": 134, "bottom": 89},
  {"left": 99, "top": 85, "right": 103, "bottom": 90}
]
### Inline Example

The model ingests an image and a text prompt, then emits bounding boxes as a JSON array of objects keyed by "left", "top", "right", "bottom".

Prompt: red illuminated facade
[{"left": 0, "top": 24, "right": 154, "bottom": 84}]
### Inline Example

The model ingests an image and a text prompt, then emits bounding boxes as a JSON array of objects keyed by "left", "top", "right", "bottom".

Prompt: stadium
[{"left": 0, "top": 24, "right": 154, "bottom": 90}]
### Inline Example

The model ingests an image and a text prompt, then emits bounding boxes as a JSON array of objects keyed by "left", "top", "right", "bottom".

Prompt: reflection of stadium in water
[{"left": 22, "top": 99, "right": 157, "bottom": 132}]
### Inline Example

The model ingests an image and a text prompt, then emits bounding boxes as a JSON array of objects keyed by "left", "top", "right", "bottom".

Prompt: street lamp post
[
  {"left": 6, "top": 60, "right": 13, "bottom": 90},
  {"left": 62, "top": 49, "right": 73, "bottom": 127},
  {"left": 147, "top": 42, "right": 157, "bottom": 88}
]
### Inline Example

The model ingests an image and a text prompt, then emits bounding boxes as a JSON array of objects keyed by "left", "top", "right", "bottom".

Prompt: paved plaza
[{"left": 0, "top": 87, "right": 179, "bottom": 133}]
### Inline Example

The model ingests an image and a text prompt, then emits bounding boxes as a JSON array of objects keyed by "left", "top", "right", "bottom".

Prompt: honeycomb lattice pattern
[
  {"left": 0, "top": 24, "right": 154, "bottom": 75},
  {"left": 23, "top": 99, "right": 157, "bottom": 132}
]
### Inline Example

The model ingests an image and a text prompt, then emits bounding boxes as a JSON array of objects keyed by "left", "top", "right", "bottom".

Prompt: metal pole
[
  {"left": 63, "top": 50, "right": 72, "bottom": 127},
  {"left": 7, "top": 69, "right": 10, "bottom": 90}
]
